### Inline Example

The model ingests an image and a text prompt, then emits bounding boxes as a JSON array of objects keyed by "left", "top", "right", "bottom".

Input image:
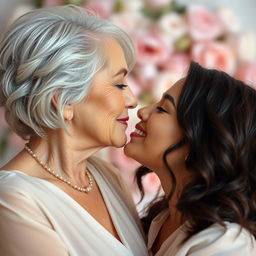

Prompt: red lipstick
[
  {"left": 135, "top": 124, "right": 146, "bottom": 132},
  {"left": 117, "top": 117, "right": 129, "bottom": 126},
  {"left": 130, "top": 123, "right": 147, "bottom": 137}
]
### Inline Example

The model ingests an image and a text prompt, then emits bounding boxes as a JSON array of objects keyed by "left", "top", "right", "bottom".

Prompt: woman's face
[
  {"left": 71, "top": 38, "right": 137, "bottom": 148},
  {"left": 124, "top": 79, "right": 187, "bottom": 171}
]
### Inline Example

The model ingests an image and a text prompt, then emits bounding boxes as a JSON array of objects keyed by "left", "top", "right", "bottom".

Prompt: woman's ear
[
  {"left": 51, "top": 92, "right": 74, "bottom": 121},
  {"left": 63, "top": 104, "right": 74, "bottom": 121}
]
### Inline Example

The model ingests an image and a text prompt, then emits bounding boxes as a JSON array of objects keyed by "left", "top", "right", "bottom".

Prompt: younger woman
[{"left": 124, "top": 62, "right": 256, "bottom": 255}]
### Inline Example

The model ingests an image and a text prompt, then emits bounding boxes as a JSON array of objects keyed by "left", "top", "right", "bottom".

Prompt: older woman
[
  {"left": 0, "top": 5, "right": 147, "bottom": 256},
  {"left": 125, "top": 62, "right": 256, "bottom": 255}
]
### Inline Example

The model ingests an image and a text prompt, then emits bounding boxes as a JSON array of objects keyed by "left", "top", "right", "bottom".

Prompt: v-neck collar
[
  {"left": 0, "top": 163, "right": 129, "bottom": 250},
  {"left": 147, "top": 209, "right": 187, "bottom": 255}
]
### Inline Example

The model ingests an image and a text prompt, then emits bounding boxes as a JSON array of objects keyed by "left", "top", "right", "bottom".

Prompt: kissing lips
[
  {"left": 117, "top": 117, "right": 129, "bottom": 126},
  {"left": 130, "top": 124, "right": 146, "bottom": 137}
]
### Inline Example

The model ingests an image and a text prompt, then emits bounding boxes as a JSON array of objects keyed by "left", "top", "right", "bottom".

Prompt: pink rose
[
  {"left": 153, "top": 53, "right": 190, "bottom": 101},
  {"left": 192, "top": 42, "right": 236, "bottom": 75},
  {"left": 187, "top": 5, "right": 223, "bottom": 41},
  {"left": 133, "top": 63, "right": 158, "bottom": 90},
  {"left": 135, "top": 30, "right": 173, "bottom": 65},
  {"left": 236, "top": 62, "right": 256, "bottom": 89},
  {"left": 110, "top": 12, "right": 141, "bottom": 34},
  {"left": 83, "top": 0, "right": 115, "bottom": 19},
  {"left": 159, "top": 52, "right": 190, "bottom": 74}
]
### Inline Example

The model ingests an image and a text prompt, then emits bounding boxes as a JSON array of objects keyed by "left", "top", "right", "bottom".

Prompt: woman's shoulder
[
  {"left": 176, "top": 222, "right": 256, "bottom": 256},
  {"left": 0, "top": 170, "right": 44, "bottom": 218},
  {"left": 0, "top": 170, "right": 35, "bottom": 197},
  {"left": 0, "top": 170, "right": 30, "bottom": 187}
]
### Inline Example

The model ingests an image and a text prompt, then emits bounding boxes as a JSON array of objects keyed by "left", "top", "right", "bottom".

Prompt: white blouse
[
  {"left": 0, "top": 157, "right": 148, "bottom": 256},
  {"left": 148, "top": 209, "right": 256, "bottom": 256}
]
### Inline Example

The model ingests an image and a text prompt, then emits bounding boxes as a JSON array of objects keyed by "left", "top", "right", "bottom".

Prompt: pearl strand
[{"left": 24, "top": 144, "right": 93, "bottom": 193}]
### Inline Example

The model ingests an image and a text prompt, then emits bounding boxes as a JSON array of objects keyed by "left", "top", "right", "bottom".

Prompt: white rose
[
  {"left": 237, "top": 32, "right": 256, "bottom": 63},
  {"left": 120, "top": 0, "right": 144, "bottom": 13},
  {"left": 158, "top": 13, "right": 187, "bottom": 40},
  {"left": 192, "top": 42, "right": 237, "bottom": 75},
  {"left": 216, "top": 6, "right": 241, "bottom": 33}
]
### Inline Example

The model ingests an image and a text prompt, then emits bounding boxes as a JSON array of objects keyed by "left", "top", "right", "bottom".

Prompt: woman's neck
[
  {"left": 151, "top": 203, "right": 184, "bottom": 254},
  {"left": 150, "top": 166, "right": 187, "bottom": 254},
  {"left": 28, "top": 129, "right": 102, "bottom": 183}
]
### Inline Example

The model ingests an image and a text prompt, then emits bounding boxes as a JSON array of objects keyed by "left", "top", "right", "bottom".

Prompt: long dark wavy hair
[{"left": 137, "top": 62, "right": 256, "bottom": 241}]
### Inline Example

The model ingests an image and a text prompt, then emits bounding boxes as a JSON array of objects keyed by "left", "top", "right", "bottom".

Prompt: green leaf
[
  {"left": 140, "top": 91, "right": 156, "bottom": 104},
  {"left": 63, "top": 0, "right": 86, "bottom": 5},
  {"left": 34, "top": 0, "right": 43, "bottom": 8},
  {"left": 175, "top": 35, "right": 191, "bottom": 52},
  {"left": 142, "top": 7, "right": 162, "bottom": 20},
  {"left": 114, "top": 0, "right": 124, "bottom": 13},
  {"left": 142, "top": 0, "right": 186, "bottom": 20},
  {"left": 172, "top": 0, "right": 186, "bottom": 14}
]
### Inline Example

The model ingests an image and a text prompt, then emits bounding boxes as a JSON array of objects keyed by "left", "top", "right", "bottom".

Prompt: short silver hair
[{"left": 0, "top": 5, "right": 135, "bottom": 139}]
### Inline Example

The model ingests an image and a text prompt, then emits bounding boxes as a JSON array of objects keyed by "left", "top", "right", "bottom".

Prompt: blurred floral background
[{"left": 0, "top": 0, "right": 256, "bottom": 213}]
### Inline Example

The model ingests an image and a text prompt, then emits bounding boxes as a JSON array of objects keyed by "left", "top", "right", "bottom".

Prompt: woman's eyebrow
[{"left": 163, "top": 93, "right": 176, "bottom": 108}]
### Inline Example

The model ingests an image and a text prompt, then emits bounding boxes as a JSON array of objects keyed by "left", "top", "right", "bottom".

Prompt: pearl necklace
[{"left": 24, "top": 144, "right": 93, "bottom": 193}]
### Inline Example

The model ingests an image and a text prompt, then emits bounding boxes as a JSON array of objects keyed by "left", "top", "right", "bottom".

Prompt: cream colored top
[
  {"left": 0, "top": 157, "right": 148, "bottom": 256},
  {"left": 148, "top": 209, "right": 256, "bottom": 256}
]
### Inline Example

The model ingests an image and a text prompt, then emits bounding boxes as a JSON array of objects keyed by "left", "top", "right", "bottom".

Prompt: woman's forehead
[{"left": 165, "top": 77, "right": 186, "bottom": 102}]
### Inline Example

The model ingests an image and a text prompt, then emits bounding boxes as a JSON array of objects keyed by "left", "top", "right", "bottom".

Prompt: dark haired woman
[{"left": 124, "top": 62, "right": 256, "bottom": 255}]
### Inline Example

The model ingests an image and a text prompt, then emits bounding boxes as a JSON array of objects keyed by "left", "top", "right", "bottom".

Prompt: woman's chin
[
  {"left": 123, "top": 143, "right": 133, "bottom": 158},
  {"left": 112, "top": 137, "right": 127, "bottom": 148}
]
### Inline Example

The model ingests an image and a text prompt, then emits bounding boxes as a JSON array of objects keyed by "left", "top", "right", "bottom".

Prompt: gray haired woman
[{"left": 0, "top": 5, "right": 147, "bottom": 256}]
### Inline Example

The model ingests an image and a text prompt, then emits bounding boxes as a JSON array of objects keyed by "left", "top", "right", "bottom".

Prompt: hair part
[{"left": 0, "top": 5, "right": 135, "bottom": 139}]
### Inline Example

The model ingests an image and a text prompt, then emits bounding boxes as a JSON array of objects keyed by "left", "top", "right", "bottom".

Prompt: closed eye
[
  {"left": 156, "top": 106, "right": 168, "bottom": 113},
  {"left": 115, "top": 84, "right": 128, "bottom": 90}
]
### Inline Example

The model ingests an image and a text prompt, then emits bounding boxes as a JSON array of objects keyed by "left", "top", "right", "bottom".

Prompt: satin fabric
[
  {"left": 148, "top": 209, "right": 256, "bottom": 256},
  {"left": 0, "top": 157, "right": 148, "bottom": 256}
]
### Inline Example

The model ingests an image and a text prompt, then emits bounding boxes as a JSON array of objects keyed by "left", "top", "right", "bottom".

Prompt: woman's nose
[
  {"left": 137, "top": 104, "right": 154, "bottom": 121},
  {"left": 125, "top": 86, "right": 137, "bottom": 109}
]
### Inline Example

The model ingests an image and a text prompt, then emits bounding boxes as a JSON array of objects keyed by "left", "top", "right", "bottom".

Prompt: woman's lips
[
  {"left": 130, "top": 124, "right": 146, "bottom": 137},
  {"left": 117, "top": 117, "right": 129, "bottom": 126}
]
